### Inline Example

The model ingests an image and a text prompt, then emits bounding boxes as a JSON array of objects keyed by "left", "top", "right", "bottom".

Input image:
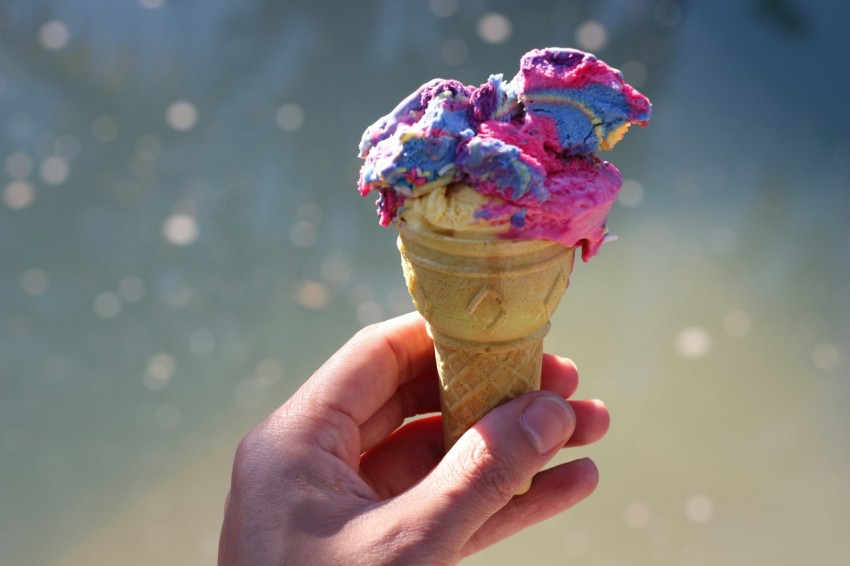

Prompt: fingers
[
  {"left": 540, "top": 356, "right": 610, "bottom": 446},
  {"left": 253, "top": 312, "right": 433, "bottom": 470},
  {"left": 566, "top": 399, "right": 610, "bottom": 447},
  {"left": 462, "top": 458, "right": 600, "bottom": 556},
  {"left": 360, "top": 353, "right": 580, "bottom": 453},
  {"left": 540, "top": 354, "right": 579, "bottom": 398},
  {"left": 360, "top": 415, "right": 443, "bottom": 498},
  {"left": 282, "top": 311, "right": 434, "bottom": 424},
  {"left": 360, "top": 398, "right": 609, "bottom": 501},
  {"left": 287, "top": 313, "right": 577, "bottom": 455},
  {"left": 358, "top": 370, "right": 441, "bottom": 453},
  {"left": 381, "top": 391, "right": 576, "bottom": 549}
]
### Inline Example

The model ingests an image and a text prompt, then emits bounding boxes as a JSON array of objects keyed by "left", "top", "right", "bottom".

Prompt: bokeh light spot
[
  {"left": 39, "top": 156, "right": 70, "bottom": 185},
  {"left": 144, "top": 353, "right": 176, "bottom": 391},
  {"left": 5, "top": 152, "right": 34, "bottom": 179},
  {"left": 812, "top": 342, "right": 840, "bottom": 371},
  {"left": 22, "top": 269, "right": 50, "bottom": 295},
  {"left": 684, "top": 494, "right": 714, "bottom": 523},
  {"left": 162, "top": 214, "right": 199, "bottom": 246},
  {"left": 429, "top": 0, "right": 458, "bottom": 18},
  {"left": 575, "top": 20, "right": 608, "bottom": 52},
  {"left": 93, "top": 292, "right": 122, "bottom": 319},
  {"left": 276, "top": 104, "right": 305, "bottom": 131},
  {"left": 166, "top": 100, "right": 199, "bottom": 132},
  {"left": 39, "top": 21, "right": 70, "bottom": 51},
  {"left": 618, "top": 178, "right": 645, "bottom": 207},
  {"left": 356, "top": 300, "right": 384, "bottom": 326},
  {"left": 477, "top": 13, "right": 512, "bottom": 44},
  {"left": 624, "top": 501, "right": 652, "bottom": 529},
  {"left": 3, "top": 181, "right": 36, "bottom": 210},
  {"left": 676, "top": 326, "right": 712, "bottom": 359},
  {"left": 294, "top": 280, "right": 331, "bottom": 309}
]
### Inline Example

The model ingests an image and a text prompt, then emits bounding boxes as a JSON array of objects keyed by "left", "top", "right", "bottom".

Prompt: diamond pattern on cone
[{"left": 467, "top": 286, "right": 505, "bottom": 330}]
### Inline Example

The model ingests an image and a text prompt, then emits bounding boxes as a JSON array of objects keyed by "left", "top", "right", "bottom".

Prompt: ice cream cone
[{"left": 396, "top": 221, "right": 576, "bottom": 449}]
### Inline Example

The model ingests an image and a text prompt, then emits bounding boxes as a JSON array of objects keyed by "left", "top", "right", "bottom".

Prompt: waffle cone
[{"left": 396, "top": 222, "right": 576, "bottom": 449}]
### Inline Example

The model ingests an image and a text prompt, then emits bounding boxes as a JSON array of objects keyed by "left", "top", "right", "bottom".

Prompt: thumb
[{"left": 387, "top": 391, "right": 576, "bottom": 550}]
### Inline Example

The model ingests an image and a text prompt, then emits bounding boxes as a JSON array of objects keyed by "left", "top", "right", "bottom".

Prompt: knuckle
[
  {"left": 232, "top": 429, "right": 261, "bottom": 473},
  {"left": 231, "top": 428, "right": 268, "bottom": 485},
  {"left": 231, "top": 418, "right": 293, "bottom": 483},
  {"left": 453, "top": 436, "right": 519, "bottom": 506}
]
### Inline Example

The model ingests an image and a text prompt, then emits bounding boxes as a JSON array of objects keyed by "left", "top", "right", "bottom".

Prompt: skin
[{"left": 219, "top": 312, "right": 610, "bottom": 565}]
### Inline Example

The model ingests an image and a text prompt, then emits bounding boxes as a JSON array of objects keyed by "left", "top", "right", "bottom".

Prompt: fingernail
[{"left": 520, "top": 397, "right": 575, "bottom": 456}]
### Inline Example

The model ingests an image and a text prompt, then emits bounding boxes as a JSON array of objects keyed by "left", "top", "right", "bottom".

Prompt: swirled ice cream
[{"left": 358, "top": 47, "right": 650, "bottom": 261}]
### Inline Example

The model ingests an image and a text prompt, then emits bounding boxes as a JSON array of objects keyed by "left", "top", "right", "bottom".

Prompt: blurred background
[{"left": 1, "top": 0, "right": 848, "bottom": 564}]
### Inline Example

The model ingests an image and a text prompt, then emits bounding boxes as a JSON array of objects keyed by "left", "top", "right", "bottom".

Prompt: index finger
[{"left": 292, "top": 312, "right": 436, "bottom": 427}]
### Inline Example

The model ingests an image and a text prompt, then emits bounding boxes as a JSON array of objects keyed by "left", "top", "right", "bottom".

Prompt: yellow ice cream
[{"left": 399, "top": 183, "right": 509, "bottom": 238}]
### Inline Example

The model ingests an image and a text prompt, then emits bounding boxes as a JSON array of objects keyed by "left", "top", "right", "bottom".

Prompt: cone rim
[{"left": 395, "top": 219, "right": 575, "bottom": 256}]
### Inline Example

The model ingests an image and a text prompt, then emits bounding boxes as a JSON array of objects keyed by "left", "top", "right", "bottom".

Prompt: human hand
[{"left": 218, "top": 312, "right": 610, "bottom": 565}]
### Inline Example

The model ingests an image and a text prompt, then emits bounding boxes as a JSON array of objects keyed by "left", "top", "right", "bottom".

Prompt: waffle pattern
[{"left": 433, "top": 329, "right": 546, "bottom": 448}]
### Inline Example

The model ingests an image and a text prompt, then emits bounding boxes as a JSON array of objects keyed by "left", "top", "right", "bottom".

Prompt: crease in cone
[{"left": 396, "top": 221, "right": 576, "bottom": 449}]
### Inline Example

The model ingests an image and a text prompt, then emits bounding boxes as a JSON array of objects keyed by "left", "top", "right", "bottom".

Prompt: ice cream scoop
[
  {"left": 358, "top": 47, "right": 651, "bottom": 260},
  {"left": 357, "top": 48, "right": 650, "bottom": 450}
]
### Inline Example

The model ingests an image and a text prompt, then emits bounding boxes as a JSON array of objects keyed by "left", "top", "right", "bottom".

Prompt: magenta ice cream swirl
[{"left": 357, "top": 47, "right": 651, "bottom": 261}]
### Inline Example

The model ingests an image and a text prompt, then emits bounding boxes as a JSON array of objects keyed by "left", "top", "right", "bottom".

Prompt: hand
[{"left": 218, "top": 312, "right": 610, "bottom": 565}]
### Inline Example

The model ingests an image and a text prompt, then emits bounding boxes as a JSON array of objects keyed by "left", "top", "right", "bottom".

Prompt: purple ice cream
[{"left": 358, "top": 47, "right": 651, "bottom": 261}]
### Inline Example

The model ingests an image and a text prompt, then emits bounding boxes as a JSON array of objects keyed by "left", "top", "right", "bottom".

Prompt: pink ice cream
[{"left": 358, "top": 48, "right": 651, "bottom": 261}]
